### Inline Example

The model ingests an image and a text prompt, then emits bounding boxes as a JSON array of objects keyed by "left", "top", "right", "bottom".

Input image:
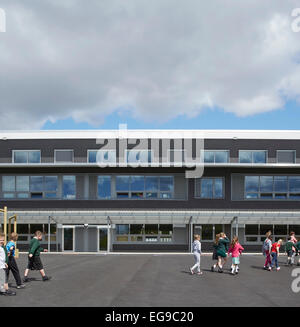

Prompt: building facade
[{"left": 0, "top": 130, "right": 300, "bottom": 252}]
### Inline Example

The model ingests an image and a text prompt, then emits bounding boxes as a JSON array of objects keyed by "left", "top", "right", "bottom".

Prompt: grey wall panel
[
  {"left": 76, "top": 175, "right": 85, "bottom": 200},
  {"left": 173, "top": 226, "right": 188, "bottom": 243},
  {"left": 89, "top": 175, "right": 97, "bottom": 200},
  {"left": 174, "top": 175, "right": 187, "bottom": 199},
  {"left": 75, "top": 226, "right": 84, "bottom": 252},
  {"left": 231, "top": 174, "right": 244, "bottom": 201}
]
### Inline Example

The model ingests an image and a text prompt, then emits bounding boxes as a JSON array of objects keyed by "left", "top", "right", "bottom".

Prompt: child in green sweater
[
  {"left": 286, "top": 237, "right": 297, "bottom": 266},
  {"left": 23, "top": 230, "right": 50, "bottom": 282}
]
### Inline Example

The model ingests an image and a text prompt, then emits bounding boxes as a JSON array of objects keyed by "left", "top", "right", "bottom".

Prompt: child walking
[
  {"left": 286, "top": 237, "right": 297, "bottom": 266},
  {"left": 23, "top": 230, "right": 50, "bottom": 282},
  {"left": 262, "top": 232, "right": 272, "bottom": 270},
  {"left": 211, "top": 232, "right": 230, "bottom": 273},
  {"left": 0, "top": 233, "right": 16, "bottom": 296},
  {"left": 228, "top": 236, "right": 244, "bottom": 275},
  {"left": 211, "top": 234, "right": 220, "bottom": 272},
  {"left": 269, "top": 239, "right": 283, "bottom": 271},
  {"left": 6, "top": 233, "right": 25, "bottom": 289},
  {"left": 190, "top": 235, "right": 202, "bottom": 275}
]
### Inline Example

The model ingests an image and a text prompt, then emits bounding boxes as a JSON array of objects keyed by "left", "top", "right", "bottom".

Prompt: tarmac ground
[{"left": 1, "top": 253, "right": 300, "bottom": 307}]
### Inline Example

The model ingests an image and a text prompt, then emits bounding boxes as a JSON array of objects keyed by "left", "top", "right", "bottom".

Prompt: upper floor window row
[{"left": 10, "top": 149, "right": 298, "bottom": 164}]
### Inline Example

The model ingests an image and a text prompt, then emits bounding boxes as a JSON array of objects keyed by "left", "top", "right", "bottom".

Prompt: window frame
[
  {"left": 238, "top": 150, "right": 268, "bottom": 164},
  {"left": 194, "top": 177, "right": 225, "bottom": 199},
  {"left": 12, "top": 150, "right": 41, "bottom": 164},
  {"left": 204, "top": 150, "right": 230, "bottom": 164},
  {"left": 87, "top": 149, "right": 117, "bottom": 165}
]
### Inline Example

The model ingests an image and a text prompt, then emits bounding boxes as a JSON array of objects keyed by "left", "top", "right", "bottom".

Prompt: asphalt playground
[{"left": 1, "top": 253, "right": 299, "bottom": 307}]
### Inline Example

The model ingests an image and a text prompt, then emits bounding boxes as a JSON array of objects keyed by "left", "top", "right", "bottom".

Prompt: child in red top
[
  {"left": 269, "top": 239, "right": 283, "bottom": 271},
  {"left": 228, "top": 236, "right": 244, "bottom": 275}
]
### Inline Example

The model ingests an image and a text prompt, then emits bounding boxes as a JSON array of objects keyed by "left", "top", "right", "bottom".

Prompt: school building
[{"left": 0, "top": 129, "right": 300, "bottom": 252}]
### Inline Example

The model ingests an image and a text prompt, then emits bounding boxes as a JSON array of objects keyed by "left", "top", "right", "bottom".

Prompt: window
[
  {"left": 126, "top": 150, "right": 152, "bottom": 164},
  {"left": 245, "top": 224, "right": 290, "bottom": 244},
  {"left": 116, "top": 224, "right": 129, "bottom": 235},
  {"left": 239, "top": 150, "right": 267, "bottom": 164},
  {"left": 277, "top": 150, "right": 296, "bottom": 164},
  {"left": 115, "top": 224, "right": 174, "bottom": 243},
  {"left": 159, "top": 224, "right": 173, "bottom": 235},
  {"left": 13, "top": 150, "right": 41, "bottom": 164},
  {"left": 63, "top": 176, "right": 76, "bottom": 199},
  {"left": 195, "top": 178, "right": 224, "bottom": 199},
  {"left": 97, "top": 176, "right": 111, "bottom": 199},
  {"left": 201, "top": 225, "right": 213, "bottom": 240},
  {"left": 2, "top": 175, "right": 58, "bottom": 199},
  {"left": 115, "top": 176, "right": 173, "bottom": 199},
  {"left": 204, "top": 150, "right": 229, "bottom": 163},
  {"left": 88, "top": 150, "right": 116, "bottom": 165},
  {"left": 130, "top": 224, "right": 144, "bottom": 234},
  {"left": 244, "top": 175, "right": 300, "bottom": 200},
  {"left": 55, "top": 150, "right": 74, "bottom": 163}
]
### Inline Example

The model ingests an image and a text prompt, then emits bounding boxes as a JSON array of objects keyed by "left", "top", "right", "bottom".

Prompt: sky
[{"left": 0, "top": 0, "right": 300, "bottom": 131}]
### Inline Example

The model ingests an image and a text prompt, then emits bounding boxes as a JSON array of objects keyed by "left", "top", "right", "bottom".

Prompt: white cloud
[{"left": 0, "top": 0, "right": 300, "bottom": 128}]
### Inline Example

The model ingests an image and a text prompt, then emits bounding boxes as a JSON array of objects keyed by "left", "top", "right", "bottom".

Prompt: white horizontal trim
[
  {"left": 1, "top": 162, "right": 300, "bottom": 168},
  {"left": 1, "top": 129, "right": 300, "bottom": 140}
]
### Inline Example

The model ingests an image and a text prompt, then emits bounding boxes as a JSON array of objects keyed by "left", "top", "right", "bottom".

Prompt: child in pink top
[{"left": 228, "top": 236, "right": 244, "bottom": 275}]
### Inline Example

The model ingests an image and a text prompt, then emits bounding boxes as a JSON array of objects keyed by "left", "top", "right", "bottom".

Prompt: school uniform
[
  {"left": 228, "top": 243, "right": 244, "bottom": 265},
  {"left": 6, "top": 241, "right": 22, "bottom": 286},
  {"left": 27, "top": 238, "right": 45, "bottom": 270},
  {"left": 216, "top": 238, "right": 230, "bottom": 258}
]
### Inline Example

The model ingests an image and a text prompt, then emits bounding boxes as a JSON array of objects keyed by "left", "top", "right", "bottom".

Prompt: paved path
[{"left": 1, "top": 254, "right": 299, "bottom": 307}]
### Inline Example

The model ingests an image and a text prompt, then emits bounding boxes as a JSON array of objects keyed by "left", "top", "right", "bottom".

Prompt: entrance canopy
[{"left": 10, "top": 210, "right": 300, "bottom": 225}]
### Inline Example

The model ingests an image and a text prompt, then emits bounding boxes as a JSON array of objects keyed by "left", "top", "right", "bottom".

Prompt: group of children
[
  {"left": 262, "top": 231, "right": 300, "bottom": 271},
  {"left": 190, "top": 230, "right": 300, "bottom": 275},
  {"left": 190, "top": 232, "right": 244, "bottom": 275},
  {"left": 0, "top": 230, "right": 50, "bottom": 296}
]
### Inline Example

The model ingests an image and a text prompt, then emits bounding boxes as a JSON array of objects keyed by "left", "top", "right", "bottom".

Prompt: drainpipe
[
  {"left": 107, "top": 216, "right": 112, "bottom": 253},
  {"left": 231, "top": 216, "right": 238, "bottom": 238},
  {"left": 189, "top": 216, "right": 193, "bottom": 253}
]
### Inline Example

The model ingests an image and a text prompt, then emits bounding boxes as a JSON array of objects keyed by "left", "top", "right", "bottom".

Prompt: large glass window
[
  {"left": 195, "top": 178, "right": 224, "bottom": 199},
  {"left": 2, "top": 175, "right": 58, "bottom": 199},
  {"left": 116, "top": 224, "right": 174, "bottom": 243},
  {"left": 63, "top": 176, "right": 76, "bottom": 199},
  {"left": 245, "top": 175, "right": 300, "bottom": 200},
  {"left": 115, "top": 175, "right": 173, "bottom": 199},
  {"left": 239, "top": 151, "right": 267, "bottom": 164},
  {"left": 97, "top": 176, "right": 111, "bottom": 199},
  {"left": 13, "top": 150, "right": 41, "bottom": 164}
]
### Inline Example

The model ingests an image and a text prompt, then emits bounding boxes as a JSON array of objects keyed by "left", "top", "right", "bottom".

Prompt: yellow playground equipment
[{"left": 0, "top": 206, "right": 19, "bottom": 258}]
